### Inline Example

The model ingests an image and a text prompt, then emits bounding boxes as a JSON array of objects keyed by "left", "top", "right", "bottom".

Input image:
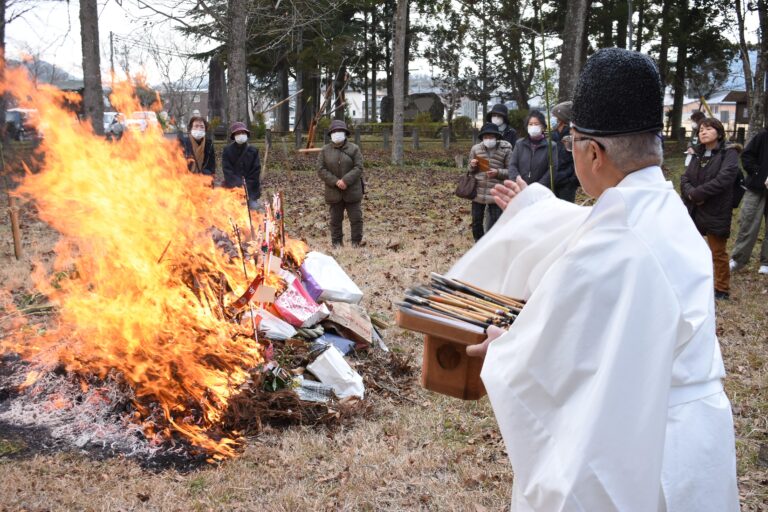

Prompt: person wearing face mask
[
  {"left": 486, "top": 103, "right": 517, "bottom": 148},
  {"left": 317, "top": 119, "right": 365, "bottom": 247},
  {"left": 549, "top": 101, "right": 579, "bottom": 202},
  {"left": 449, "top": 48, "right": 737, "bottom": 512},
  {"left": 180, "top": 116, "right": 215, "bottom": 176},
  {"left": 685, "top": 110, "right": 707, "bottom": 166},
  {"left": 507, "top": 109, "right": 558, "bottom": 188},
  {"left": 222, "top": 122, "right": 261, "bottom": 210},
  {"left": 681, "top": 118, "right": 743, "bottom": 300},
  {"left": 466, "top": 122, "right": 513, "bottom": 241}
]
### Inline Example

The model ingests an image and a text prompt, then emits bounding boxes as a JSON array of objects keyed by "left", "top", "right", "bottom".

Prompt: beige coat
[{"left": 467, "top": 140, "right": 513, "bottom": 204}]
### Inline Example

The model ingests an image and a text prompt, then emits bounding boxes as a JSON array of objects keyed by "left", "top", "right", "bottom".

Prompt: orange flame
[{"left": 0, "top": 67, "right": 301, "bottom": 457}]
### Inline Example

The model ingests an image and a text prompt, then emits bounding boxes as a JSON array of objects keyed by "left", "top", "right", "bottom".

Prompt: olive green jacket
[{"left": 317, "top": 141, "right": 364, "bottom": 203}]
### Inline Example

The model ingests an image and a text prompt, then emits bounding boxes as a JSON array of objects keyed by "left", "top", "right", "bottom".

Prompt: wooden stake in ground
[
  {"left": 9, "top": 196, "right": 22, "bottom": 260},
  {"left": 4, "top": 174, "right": 22, "bottom": 260}
]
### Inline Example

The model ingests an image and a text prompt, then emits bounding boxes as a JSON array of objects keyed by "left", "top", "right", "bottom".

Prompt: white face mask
[
  {"left": 528, "top": 125, "right": 543, "bottom": 137},
  {"left": 330, "top": 132, "right": 346, "bottom": 144},
  {"left": 190, "top": 129, "right": 206, "bottom": 140},
  {"left": 491, "top": 115, "right": 505, "bottom": 127},
  {"left": 234, "top": 134, "right": 248, "bottom": 144},
  {"left": 482, "top": 138, "right": 497, "bottom": 149},
  {"left": 691, "top": 123, "right": 698, "bottom": 131}
]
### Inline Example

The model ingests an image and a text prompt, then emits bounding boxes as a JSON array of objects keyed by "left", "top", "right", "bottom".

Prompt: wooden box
[{"left": 396, "top": 308, "right": 487, "bottom": 400}]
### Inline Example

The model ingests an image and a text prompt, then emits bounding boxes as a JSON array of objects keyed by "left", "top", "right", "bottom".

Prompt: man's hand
[
  {"left": 466, "top": 325, "right": 507, "bottom": 359},
  {"left": 685, "top": 147, "right": 695, "bottom": 155},
  {"left": 487, "top": 169, "right": 499, "bottom": 178},
  {"left": 491, "top": 176, "right": 528, "bottom": 210},
  {"left": 470, "top": 158, "right": 478, "bottom": 169},
  {"left": 336, "top": 179, "right": 347, "bottom": 190}
]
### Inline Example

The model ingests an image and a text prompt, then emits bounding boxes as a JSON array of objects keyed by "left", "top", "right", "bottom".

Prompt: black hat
[
  {"left": 478, "top": 122, "right": 502, "bottom": 139},
  {"left": 571, "top": 48, "right": 663, "bottom": 136},
  {"left": 486, "top": 104, "right": 509, "bottom": 123},
  {"left": 329, "top": 119, "right": 350, "bottom": 135}
]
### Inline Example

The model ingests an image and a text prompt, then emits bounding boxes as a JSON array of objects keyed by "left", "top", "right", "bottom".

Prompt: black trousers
[
  {"left": 555, "top": 181, "right": 579, "bottom": 203},
  {"left": 329, "top": 201, "right": 363, "bottom": 245},
  {"left": 471, "top": 202, "right": 502, "bottom": 242}
]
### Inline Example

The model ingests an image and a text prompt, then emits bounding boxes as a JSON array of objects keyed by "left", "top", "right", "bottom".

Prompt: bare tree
[
  {"left": 79, "top": 0, "right": 104, "bottom": 135},
  {"left": 391, "top": 0, "right": 407, "bottom": 165},
  {"left": 145, "top": 36, "right": 206, "bottom": 129},
  {"left": 736, "top": 0, "right": 768, "bottom": 138}
]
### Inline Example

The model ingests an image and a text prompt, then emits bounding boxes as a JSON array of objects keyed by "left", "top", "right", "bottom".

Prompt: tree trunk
[
  {"left": 334, "top": 64, "right": 347, "bottom": 121},
  {"left": 227, "top": 0, "right": 248, "bottom": 125},
  {"left": 295, "top": 29, "right": 305, "bottom": 131},
  {"left": 601, "top": 0, "right": 614, "bottom": 47},
  {"left": 735, "top": 0, "right": 756, "bottom": 136},
  {"left": 371, "top": 6, "right": 378, "bottom": 122},
  {"left": 635, "top": 0, "right": 645, "bottom": 52},
  {"left": 615, "top": 1, "right": 628, "bottom": 49},
  {"left": 391, "top": 0, "right": 407, "bottom": 165},
  {"left": 208, "top": 53, "right": 227, "bottom": 124},
  {"left": 363, "top": 11, "right": 369, "bottom": 123},
  {"left": 79, "top": 0, "right": 104, "bottom": 135},
  {"left": 752, "top": 0, "right": 768, "bottom": 134},
  {"left": 557, "top": 0, "right": 590, "bottom": 102},
  {"left": 657, "top": 0, "right": 674, "bottom": 84},
  {"left": 0, "top": 0, "right": 7, "bottom": 142},
  {"left": 404, "top": 5, "right": 410, "bottom": 96},
  {"left": 671, "top": 38, "right": 688, "bottom": 144}
]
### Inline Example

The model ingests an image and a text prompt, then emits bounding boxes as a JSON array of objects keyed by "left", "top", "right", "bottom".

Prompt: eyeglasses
[{"left": 561, "top": 135, "right": 606, "bottom": 152}]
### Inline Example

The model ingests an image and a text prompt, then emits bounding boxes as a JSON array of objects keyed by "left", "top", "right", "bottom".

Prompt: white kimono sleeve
[
  {"left": 448, "top": 184, "right": 591, "bottom": 299},
  {"left": 481, "top": 225, "right": 682, "bottom": 512}
]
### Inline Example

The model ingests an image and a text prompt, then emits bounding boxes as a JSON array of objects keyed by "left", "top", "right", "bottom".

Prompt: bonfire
[{"left": 0, "top": 67, "right": 395, "bottom": 464}]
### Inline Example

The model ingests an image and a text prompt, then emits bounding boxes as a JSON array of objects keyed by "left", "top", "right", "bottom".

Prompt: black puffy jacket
[
  {"left": 741, "top": 129, "right": 768, "bottom": 191},
  {"left": 222, "top": 143, "right": 261, "bottom": 200},
  {"left": 680, "top": 142, "right": 741, "bottom": 238}
]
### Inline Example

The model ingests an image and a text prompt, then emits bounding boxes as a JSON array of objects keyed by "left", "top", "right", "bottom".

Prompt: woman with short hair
[
  {"left": 180, "top": 116, "right": 215, "bottom": 176},
  {"left": 681, "top": 117, "right": 741, "bottom": 300},
  {"left": 507, "top": 110, "right": 558, "bottom": 188}
]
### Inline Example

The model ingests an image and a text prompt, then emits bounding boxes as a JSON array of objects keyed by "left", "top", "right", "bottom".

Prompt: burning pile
[{"left": 0, "top": 68, "right": 393, "bottom": 463}]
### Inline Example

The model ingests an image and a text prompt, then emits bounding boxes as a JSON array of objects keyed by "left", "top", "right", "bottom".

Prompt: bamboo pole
[{"left": 260, "top": 89, "right": 304, "bottom": 115}]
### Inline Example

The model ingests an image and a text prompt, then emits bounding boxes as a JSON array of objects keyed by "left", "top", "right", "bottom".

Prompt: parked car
[
  {"left": 103, "top": 111, "right": 118, "bottom": 134},
  {"left": 5, "top": 108, "right": 41, "bottom": 141},
  {"left": 124, "top": 111, "right": 160, "bottom": 132}
]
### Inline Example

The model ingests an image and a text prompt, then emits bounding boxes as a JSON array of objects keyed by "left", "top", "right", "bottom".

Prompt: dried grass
[{"left": 0, "top": 148, "right": 765, "bottom": 510}]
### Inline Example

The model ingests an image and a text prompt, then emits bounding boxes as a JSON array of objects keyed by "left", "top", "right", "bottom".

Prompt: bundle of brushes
[{"left": 397, "top": 273, "right": 525, "bottom": 330}]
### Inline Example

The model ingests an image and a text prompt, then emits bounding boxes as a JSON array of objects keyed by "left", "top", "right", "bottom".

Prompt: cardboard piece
[{"left": 324, "top": 301, "right": 372, "bottom": 349}]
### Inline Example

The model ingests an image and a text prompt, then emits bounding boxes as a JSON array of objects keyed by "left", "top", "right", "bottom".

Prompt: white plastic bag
[
  {"left": 306, "top": 345, "right": 365, "bottom": 399},
  {"left": 243, "top": 308, "right": 296, "bottom": 340},
  {"left": 300, "top": 252, "right": 364, "bottom": 304}
]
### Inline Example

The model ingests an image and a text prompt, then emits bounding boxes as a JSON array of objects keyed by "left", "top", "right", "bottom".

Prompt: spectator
[
  {"left": 550, "top": 101, "right": 579, "bottom": 202},
  {"left": 317, "top": 120, "right": 364, "bottom": 247},
  {"left": 685, "top": 110, "right": 708, "bottom": 167},
  {"left": 467, "top": 122, "right": 513, "bottom": 241},
  {"left": 179, "top": 116, "right": 215, "bottom": 176},
  {"left": 486, "top": 104, "right": 517, "bottom": 148},
  {"left": 680, "top": 117, "right": 741, "bottom": 299},
  {"left": 729, "top": 126, "right": 768, "bottom": 275},
  {"left": 222, "top": 122, "right": 261, "bottom": 210},
  {"left": 507, "top": 110, "right": 557, "bottom": 188}
]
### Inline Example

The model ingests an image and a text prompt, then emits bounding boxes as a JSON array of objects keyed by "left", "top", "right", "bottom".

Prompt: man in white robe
[{"left": 451, "top": 48, "right": 739, "bottom": 511}]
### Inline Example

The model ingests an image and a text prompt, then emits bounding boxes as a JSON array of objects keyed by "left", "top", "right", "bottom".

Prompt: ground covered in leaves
[{"left": 0, "top": 143, "right": 767, "bottom": 510}]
